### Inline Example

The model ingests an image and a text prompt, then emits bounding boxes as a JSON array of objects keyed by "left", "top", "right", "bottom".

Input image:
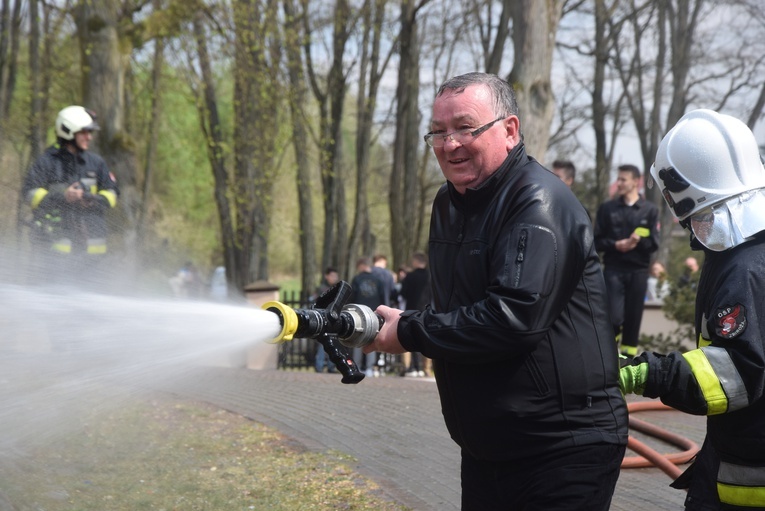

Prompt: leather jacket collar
[{"left": 447, "top": 142, "right": 526, "bottom": 212}]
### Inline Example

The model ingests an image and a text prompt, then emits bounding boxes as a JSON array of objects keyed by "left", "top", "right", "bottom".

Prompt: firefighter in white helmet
[
  {"left": 22, "top": 106, "right": 119, "bottom": 286},
  {"left": 620, "top": 109, "right": 765, "bottom": 510}
]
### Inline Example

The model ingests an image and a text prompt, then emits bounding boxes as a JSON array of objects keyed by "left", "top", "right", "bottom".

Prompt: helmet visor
[{"left": 690, "top": 188, "right": 765, "bottom": 251}]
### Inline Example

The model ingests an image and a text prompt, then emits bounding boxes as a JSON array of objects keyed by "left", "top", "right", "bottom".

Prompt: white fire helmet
[
  {"left": 650, "top": 109, "right": 765, "bottom": 251},
  {"left": 55, "top": 106, "right": 99, "bottom": 141}
]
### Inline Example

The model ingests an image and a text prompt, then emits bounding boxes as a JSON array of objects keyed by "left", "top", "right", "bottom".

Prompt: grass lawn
[{"left": 0, "top": 395, "right": 409, "bottom": 511}]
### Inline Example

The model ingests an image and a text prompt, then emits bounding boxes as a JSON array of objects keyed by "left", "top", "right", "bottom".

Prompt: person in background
[
  {"left": 209, "top": 266, "right": 228, "bottom": 301},
  {"left": 365, "top": 72, "right": 627, "bottom": 510},
  {"left": 551, "top": 159, "right": 576, "bottom": 188},
  {"left": 679, "top": 256, "right": 700, "bottom": 288},
  {"left": 645, "top": 261, "right": 670, "bottom": 304},
  {"left": 620, "top": 108, "right": 765, "bottom": 510},
  {"left": 594, "top": 164, "right": 660, "bottom": 359},
  {"left": 393, "top": 266, "right": 409, "bottom": 309},
  {"left": 314, "top": 266, "right": 340, "bottom": 373},
  {"left": 22, "top": 106, "right": 119, "bottom": 287},
  {"left": 399, "top": 252, "right": 431, "bottom": 377},
  {"left": 371, "top": 254, "right": 396, "bottom": 306},
  {"left": 349, "top": 258, "right": 385, "bottom": 377},
  {"left": 169, "top": 261, "right": 202, "bottom": 298}
]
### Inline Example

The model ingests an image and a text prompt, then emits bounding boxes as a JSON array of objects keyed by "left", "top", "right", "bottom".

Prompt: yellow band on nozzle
[{"left": 262, "top": 301, "right": 299, "bottom": 344}]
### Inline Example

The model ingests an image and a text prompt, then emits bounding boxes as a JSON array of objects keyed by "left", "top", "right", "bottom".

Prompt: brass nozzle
[{"left": 262, "top": 301, "right": 299, "bottom": 344}]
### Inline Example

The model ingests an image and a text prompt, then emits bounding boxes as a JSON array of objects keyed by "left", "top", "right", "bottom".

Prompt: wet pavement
[{"left": 156, "top": 367, "right": 707, "bottom": 510}]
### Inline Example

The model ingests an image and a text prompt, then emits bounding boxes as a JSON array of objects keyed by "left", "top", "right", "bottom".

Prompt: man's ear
[{"left": 504, "top": 116, "right": 521, "bottom": 150}]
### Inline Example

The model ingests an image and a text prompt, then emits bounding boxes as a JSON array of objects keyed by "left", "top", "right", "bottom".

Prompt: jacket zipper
[{"left": 513, "top": 229, "right": 527, "bottom": 287}]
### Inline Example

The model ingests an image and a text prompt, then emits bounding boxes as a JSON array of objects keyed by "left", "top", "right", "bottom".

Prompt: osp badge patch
[{"left": 715, "top": 304, "right": 747, "bottom": 340}]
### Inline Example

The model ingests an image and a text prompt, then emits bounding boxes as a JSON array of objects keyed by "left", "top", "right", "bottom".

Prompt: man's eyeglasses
[{"left": 423, "top": 116, "right": 506, "bottom": 148}]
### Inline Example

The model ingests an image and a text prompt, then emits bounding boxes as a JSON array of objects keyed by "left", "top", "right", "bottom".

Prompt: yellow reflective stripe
[
  {"left": 98, "top": 189, "right": 117, "bottom": 208},
  {"left": 683, "top": 349, "right": 728, "bottom": 415},
  {"left": 699, "top": 332, "right": 712, "bottom": 348},
  {"left": 718, "top": 482, "right": 765, "bottom": 507},
  {"left": 30, "top": 188, "right": 48, "bottom": 209},
  {"left": 52, "top": 240, "right": 72, "bottom": 253},
  {"left": 634, "top": 227, "right": 650, "bottom": 237},
  {"left": 702, "top": 346, "right": 749, "bottom": 411},
  {"left": 87, "top": 238, "right": 107, "bottom": 254},
  {"left": 621, "top": 345, "right": 638, "bottom": 356}
]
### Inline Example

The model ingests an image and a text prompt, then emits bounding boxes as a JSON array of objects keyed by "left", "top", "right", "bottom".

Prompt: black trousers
[
  {"left": 604, "top": 268, "right": 649, "bottom": 354},
  {"left": 461, "top": 442, "right": 625, "bottom": 511}
]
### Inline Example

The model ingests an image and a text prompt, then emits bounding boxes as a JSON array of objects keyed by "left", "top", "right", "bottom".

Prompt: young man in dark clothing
[
  {"left": 594, "top": 164, "right": 659, "bottom": 358},
  {"left": 350, "top": 257, "right": 386, "bottom": 377}
]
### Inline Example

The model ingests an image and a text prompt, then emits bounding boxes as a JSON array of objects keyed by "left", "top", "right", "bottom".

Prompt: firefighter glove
[{"left": 619, "top": 360, "right": 648, "bottom": 396}]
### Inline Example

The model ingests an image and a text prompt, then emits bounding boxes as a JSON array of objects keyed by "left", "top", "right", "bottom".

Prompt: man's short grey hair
[{"left": 436, "top": 72, "right": 519, "bottom": 119}]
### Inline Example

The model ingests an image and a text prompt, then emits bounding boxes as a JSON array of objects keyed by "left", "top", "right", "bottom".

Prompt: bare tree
[
  {"left": 506, "top": 0, "right": 565, "bottom": 162},
  {"left": 283, "top": 0, "right": 318, "bottom": 294},
  {"left": 346, "top": 0, "right": 393, "bottom": 269},
  {"left": 302, "top": 0, "right": 353, "bottom": 277},
  {"left": 389, "top": 0, "right": 430, "bottom": 271},
  {"left": 137, "top": 0, "right": 166, "bottom": 243}
]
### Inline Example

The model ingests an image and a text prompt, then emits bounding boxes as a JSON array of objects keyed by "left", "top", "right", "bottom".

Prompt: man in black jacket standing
[
  {"left": 594, "top": 164, "right": 659, "bottom": 359},
  {"left": 365, "top": 72, "right": 627, "bottom": 510}
]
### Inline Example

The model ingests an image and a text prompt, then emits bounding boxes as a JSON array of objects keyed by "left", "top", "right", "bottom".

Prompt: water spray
[{"left": 263, "top": 281, "right": 383, "bottom": 384}]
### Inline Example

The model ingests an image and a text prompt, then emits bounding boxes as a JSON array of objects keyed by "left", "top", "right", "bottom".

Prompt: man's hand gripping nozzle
[{"left": 262, "top": 281, "right": 384, "bottom": 384}]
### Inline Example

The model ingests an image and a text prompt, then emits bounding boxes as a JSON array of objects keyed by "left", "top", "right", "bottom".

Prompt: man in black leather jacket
[{"left": 365, "top": 73, "right": 628, "bottom": 510}]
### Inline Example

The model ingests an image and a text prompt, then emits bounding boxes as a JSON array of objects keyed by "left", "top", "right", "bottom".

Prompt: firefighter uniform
[
  {"left": 630, "top": 235, "right": 765, "bottom": 509},
  {"left": 22, "top": 143, "right": 118, "bottom": 280},
  {"left": 621, "top": 108, "right": 765, "bottom": 510}
]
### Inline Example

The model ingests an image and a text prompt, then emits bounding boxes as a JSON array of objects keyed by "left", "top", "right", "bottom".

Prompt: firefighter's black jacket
[
  {"left": 638, "top": 234, "right": 765, "bottom": 508},
  {"left": 397, "top": 144, "right": 628, "bottom": 461},
  {"left": 22, "top": 144, "right": 118, "bottom": 252}
]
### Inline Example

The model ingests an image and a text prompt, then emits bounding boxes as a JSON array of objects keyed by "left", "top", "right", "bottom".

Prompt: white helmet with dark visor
[{"left": 651, "top": 109, "right": 765, "bottom": 251}]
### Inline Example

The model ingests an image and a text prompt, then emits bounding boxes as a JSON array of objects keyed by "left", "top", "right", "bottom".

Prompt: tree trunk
[
  {"left": 192, "top": 13, "right": 238, "bottom": 292},
  {"left": 74, "top": 0, "right": 140, "bottom": 276},
  {"left": 137, "top": 1, "right": 164, "bottom": 242},
  {"left": 390, "top": 0, "right": 423, "bottom": 270},
  {"left": 347, "top": 0, "right": 388, "bottom": 273},
  {"left": 506, "top": 0, "right": 563, "bottom": 163},
  {"left": 304, "top": 0, "right": 351, "bottom": 276},
  {"left": 283, "top": 0, "right": 318, "bottom": 293},
  {"left": 28, "top": 0, "right": 43, "bottom": 160}
]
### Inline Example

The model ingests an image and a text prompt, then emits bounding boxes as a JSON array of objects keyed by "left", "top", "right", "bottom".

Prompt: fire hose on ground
[
  {"left": 264, "top": 280, "right": 700, "bottom": 479},
  {"left": 623, "top": 400, "right": 700, "bottom": 480}
]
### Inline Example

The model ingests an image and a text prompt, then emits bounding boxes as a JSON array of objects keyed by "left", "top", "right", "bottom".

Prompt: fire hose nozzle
[
  {"left": 261, "top": 300, "right": 300, "bottom": 344},
  {"left": 260, "top": 281, "right": 383, "bottom": 384},
  {"left": 261, "top": 300, "right": 383, "bottom": 348}
]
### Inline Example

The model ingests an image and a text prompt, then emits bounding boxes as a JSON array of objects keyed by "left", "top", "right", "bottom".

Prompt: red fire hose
[{"left": 621, "top": 400, "right": 700, "bottom": 480}]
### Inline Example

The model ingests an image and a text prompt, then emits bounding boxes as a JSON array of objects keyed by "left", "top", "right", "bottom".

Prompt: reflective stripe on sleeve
[
  {"left": 718, "top": 462, "right": 765, "bottom": 507},
  {"left": 98, "top": 189, "right": 117, "bottom": 208},
  {"left": 682, "top": 347, "right": 749, "bottom": 415},
  {"left": 29, "top": 188, "right": 48, "bottom": 209}
]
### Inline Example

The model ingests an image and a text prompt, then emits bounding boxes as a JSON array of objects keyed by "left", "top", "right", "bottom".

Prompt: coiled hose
[{"left": 621, "top": 400, "right": 700, "bottom": 479}]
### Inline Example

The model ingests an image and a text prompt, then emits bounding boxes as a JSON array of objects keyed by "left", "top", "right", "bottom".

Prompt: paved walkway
[{"left": 157, "top": 367, "right": 707, "bottom": 511}]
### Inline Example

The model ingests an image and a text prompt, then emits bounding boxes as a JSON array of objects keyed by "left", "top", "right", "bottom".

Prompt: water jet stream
[{"left": 0, "top": 283, "right": 281, "bottom": 455}]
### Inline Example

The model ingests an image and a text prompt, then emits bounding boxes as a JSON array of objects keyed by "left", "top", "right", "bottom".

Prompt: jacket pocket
[{"left": 504, "top": 223, "right": 557, "bottom": 297}]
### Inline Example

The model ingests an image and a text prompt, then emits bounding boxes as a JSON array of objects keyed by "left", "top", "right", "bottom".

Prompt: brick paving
[{"left": 157, "top": 367, "right": 707, "bottom": 511}]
